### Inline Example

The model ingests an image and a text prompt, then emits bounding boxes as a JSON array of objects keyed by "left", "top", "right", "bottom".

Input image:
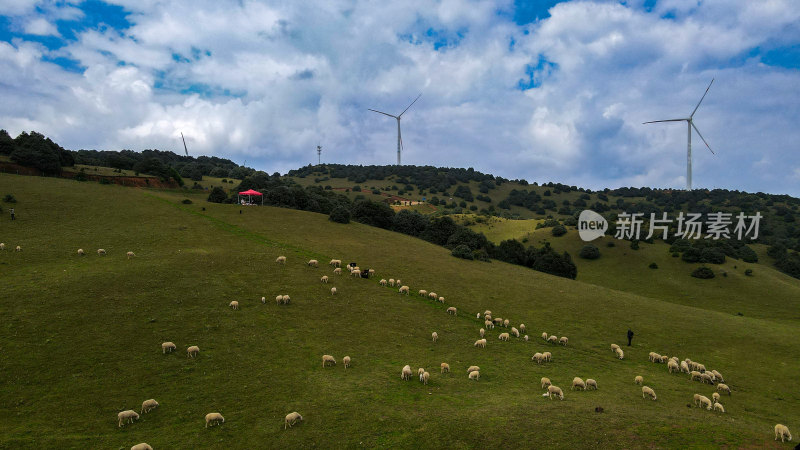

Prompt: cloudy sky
[{"left": 1, "top": 0, "right": 799, "bottom": 194}]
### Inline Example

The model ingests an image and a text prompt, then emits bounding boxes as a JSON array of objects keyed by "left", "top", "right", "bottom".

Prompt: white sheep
[
  {"left": 389, "top": 279, "right": 395, "bottom": 287},
  {"left": 519, "top": 324, "right": 526, "bottom": 334},
  {"left": 380, "top": 279, "right": 387, "bottom": 286},
  {"left": 351, "top": 269, "right": 362, "bottom": 277},
  {"left": 396, "top": 279, "right": 401, "bottom": 286},
  {"left": 418, "top": 367, "right": 425, "bottom": 377},
  {"left": 503, "top": 319, "right": 510, "bottom": 328},
  {"left": 485, "top": 320, "right": 494, "bottom": 330},
  {"left": 615, "top": 348, "right": 624, "bottom": 360},
  {"left": 285, "top": 411, "right": 303, "bottom": 429},
  {"left": 611, "top": 344, "right": 620, "bottom": 353},
  {"left": 369, "top": 269, "right": 375, "bottom": 275},
  {"left": 432, "top": 332, "right": 438, "bottom": 343},
  {"left": 717, "top": 383, "right": 731, "bottom": 395},
  {"left": 334, "top": 267, "right": 342, "bottom": 275},
  {"left": 329, "top": 259, "right": 341, "bottom": 267},
  {"left": 498, "top": 332, "right": 510, "bottom": 341},
  {"left": 660, "top": 355, "right": 669, "bottom": 364},
  {"left": 438, "top": 297, "right": 445, "bottom": 303},
  {"left": 321, "top": 275, "right": 329, "bottom": 283},
  {"left": 15, "top": 245, "right": 21, "bottom": 252},
  {"left": 634, "top": 375, "right": 643, "bottom": 385},
  {"left": 476, "top": 313, "right": 481, "bottom": 319},
  {"left": 447, "top": 307, "right": 457, "bottom": 315},
  {"left": 711, "top": 370, "right": 724, "bottom": 383},
  {"left": 308, "top": 259, "right": 318, "bottom": 267},
  {"left": 205, "top": 412, "right": 225, "bottom": 427},
  {"left": 131, "top": 444, "right": 153, "bottom": 450},
  {"left": 322, "top": 355, "right": 336, "bottom": 367},
  {"left": 343, "top": 356, "right": 351, "bottom": 368},
  {"left": 429, "top": 292, "right": 438, "bottom": 300},
  {"left": 229, "top": 301, "right": 239, "bottom": 310},
  {"left": 399, "top": 285, "right": 410, "bottom": 295},
  {"left": 680, "top": 361, "right": 690, "bottom": 373},
  {"left": 421, "top": 371, "right": 430, "bottom": 385},
  {"left": 668, "top": 360, "right": 679, "bottom": 373},
  {"left": 401, "top": 365, "right": 413, "bottom": 380},
  {"left": 548, "top": 335, "right": 558, "bottom": 344},
  {"left": 642, "top": 386, "right": 657, "bottom": 401},
  {"left": 331, "top": 287, "right": 337, "bottom": 295},
  {"left": 126, "top": 251, "right": 135, "bottom": 259},
  {"left": 282, "top": 295, "right": 290, "bottom": 304},
  {"left": 713, "top": 402, "right": 725, "bottom": 413},
  {"left": 697, "top": 363, "right": 706, "bottom": 373},
  {"left": 441, "top": 363, "right": 450, "bottom": 373},
  {"left": 479, "top": 328, "right": 485, "bottom": 338},
  {"left": 524, "top": 335, "right": 529, "bottom": 341},
  {"left": 141, "top": 399, "right": 159, "bottom": 414},
  {"left": 542, "top": 332, "right": 548, "bottom": 341},
  {"left": 541, "top": 377, "right": 552, "bottom": 389},
  {"left": 690, "top": 371, "right": 702, "bottom": 382},
  {"left": 77, "top": 248, "right": 84, "bottom": 256},
  {"left": 261, "top": 296, "right": 266, "bottom": 304},
  {"left": 0, "top": 243, "right": 4, "bottom": 250},
  {"left": 572, "top": 377, "right": 586, "bottom": 391},
  {"left": 276, "top": 295, "right": 283, "bottom": 304},
  {"left": 547, "top": 385, "right": 564, "bottom": 400},
  {"left": 467, "top": 365, "right": 480, "bottom": 374},
  {"left": 469, "top": 371, "right": 480, "bottom": 381},
  {"left": 510, "top": 327, "right": 520, "bottom": 338},
  {"left": 543, "top": 351, "right": 552, "bottom": 362},
  {"left": 559, "top": 336, "right": 568, "bottom": 346},
  {"left": 418, "top": 290, "right": 428, "bottom": 297},
  {"left": 712, "top": 392, "right": 720, "bottom": 404},
  {"left": 532, "top": 352, "right": 543, "bottom": 364},
  {"left": 162, "top": 342, "right": 176, "bottom": 354},
  {"left": 275, "top": 256, "right": 286, "bottom": 264},
  {"left": 474, "top": 338, "right": 487, "bottom": 348},
  {"left": 696, "top": 395, "right": 712, "bottom": 410},
  {"left": 118, "top": 410, "right": 139, "bottom": 427},
  {"left": 701, "top": 373, "right": 715, "bottom": 385},
  {"left": 774, "top": 424, "right": 792, "bottom": 442},
  {"left": 97, "top": 248, "right": 106, "bottom": 256},
  {"left": 187, "top": 345, "right": 199, "bottom": 358},
  {"left": 586, "top": 379, "right": 598, "bottom": 390},
  {"left": 484, "top": 310, "right": 492, "bottom": 316},
  {"left": 494, "top": 318, "right": 503, "bottom": 326}
]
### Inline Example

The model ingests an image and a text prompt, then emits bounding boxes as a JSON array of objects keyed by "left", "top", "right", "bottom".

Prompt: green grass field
[{"left": 1, "top": 173, "right": 798, "bottom": 448}]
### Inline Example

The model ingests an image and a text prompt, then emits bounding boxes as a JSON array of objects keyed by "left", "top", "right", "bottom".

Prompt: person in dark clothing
[
  {"left": 10, "top": 208, "right": 14, "bottom": 220},
  {"left": 627, "top": 329, "right": 634, "bottom": 346}
]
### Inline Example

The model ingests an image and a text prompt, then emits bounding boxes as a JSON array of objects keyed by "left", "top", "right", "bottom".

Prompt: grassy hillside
[{"left": 1, "top": 173, "right": 798, "bottom": 448}]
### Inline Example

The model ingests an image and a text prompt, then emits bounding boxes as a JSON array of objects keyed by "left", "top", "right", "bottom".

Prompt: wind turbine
[
  {"left": 180, "top": 132, "right": 189, "bottom": 157},
  {"left": 643, "top": 79, "right": 716, "bottom": 191},
  {"left": 317, "top": 144, "right": 322, "bottom": 165},
  {"left": 369, "top": 93, "right": 422, "bottom": 165}
]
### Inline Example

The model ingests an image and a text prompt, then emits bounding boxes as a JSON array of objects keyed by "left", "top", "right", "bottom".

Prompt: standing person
[
  {"left": 627, "top": 329, "right": 634, "bottom": 346},
  {"left": 9, "top": 208, "right": 14, "bottom": 220}
]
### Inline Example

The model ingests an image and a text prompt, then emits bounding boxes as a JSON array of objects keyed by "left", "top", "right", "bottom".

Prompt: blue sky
[{"left": 1, "top": 0, "right": 799, "bottom": 195}]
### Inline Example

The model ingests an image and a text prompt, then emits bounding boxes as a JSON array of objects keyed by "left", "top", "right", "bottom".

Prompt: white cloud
[{"left": 23, "top": 17, "right": 60, "bottom": 36}]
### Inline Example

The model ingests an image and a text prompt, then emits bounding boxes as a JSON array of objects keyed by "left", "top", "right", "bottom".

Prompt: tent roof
[{"left": 238, "top": 189, "right": 263, "bottom": 196}]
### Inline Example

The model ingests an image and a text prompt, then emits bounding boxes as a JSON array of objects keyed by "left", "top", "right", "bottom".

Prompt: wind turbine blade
[
  {"left": 690, "top": 78, "right": 714, "bottom": 118},
  {"left": 642, "top": 119, "right": 687, "bottom": 124},
  {"left": 181, "top": 132, "right": 189, "bottom": 157},
  {"left": 398, "top": 93, "right": 422, "bottom": 117},
  {"left": 368, "top": 108, "right": 398, "bottom": 119},
  {"left": 691, "top": 122, "right": 714, "bottom": 155}
]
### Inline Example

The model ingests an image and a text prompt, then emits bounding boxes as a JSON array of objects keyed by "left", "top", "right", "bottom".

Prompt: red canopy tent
[{"left": 238, "top": 189, "right": 263, "bottom": 206}]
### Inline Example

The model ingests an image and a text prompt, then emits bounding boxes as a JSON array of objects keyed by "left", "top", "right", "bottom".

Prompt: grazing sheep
[
  {"left": 329, "top": 259, "right": 341, "bottom": 267},
  {"left": 712, "top": 392, "right": 720, "bottom": 404},
  {"left": 343, "top": 356, "right": 351, "bottom": 368},
  {"left": 141, "top": 399, "right": 159, "bottom": 414},
  {"left": 717, "top": 383, "right": 731, "bottom": 395},
  {"left": 261, "top": 296, "right": 266, "bottom": 304},
  {"left": 380, "top": 279, "right": 387, "bottom": 286},
  {"left": 334, "top": 268, "right": 342, "bottom": 275},
  {"left": 205, "top": 412, "right": 225, "bottom": 427},
  {"left": 351, "top": 269, "right": 362, "bottom": 277},
  {"left": 494, "top": 318, "right": 503, "bottom": 326},
  {"left": 485, "top": 320, "right": 494, "bottom": 330},
  {"left": 438, "top": 297, "right": 445, "bottom": 303},
  {"left": 611, "top": 344, "right": 620, "bottom": 353},
  {"left": 690, "top": 371, "right": 702, "bottom": 382},
  {"left": 586, "top": 379, "right": 598, "bottom": 390},
  {"left": 131, "top": 444, "right": 153, "bottom": 450},
  {"left": 542, "top": 332, "right": 548, "bottom": 341},
  {"left": 447, "top": 307, "right": 457, "bottom": 315},
  {"left": 711, "top": 370, "right": 725, "bottom": 383},
  {"left": 520, "top": 324, "right": 526, "bottom": 334},
  {"left": 467, "top": 365, "right": 480, "bottom": 374},
  {"left": 421, "top": 371, "right": 430, "bottom": 385},
  {"left": 308, "top": 259, "right": 319, "bottom": 267},
  {"left": 479, "top": 328, "right": 485, "bottom": 338},
  {"left": 697, "top": 363, "right": 706, "bottom": 373},
  {"left": 532, "top": 353, "right": 543, "bottom": 364},
  {"left": 541, "top": 377, "right": 552, "bottom": 389},
  {"left": 401, "top": 365, "right": 413, "bottom": 380},
  {"left": 285, "top": 411, "right": 303, "bottom": 429},
  {"left": 543, "top": 351, "right": 552, "bottom": 362},
  {"left": 697, "top": 395, "right": 712, "bottom": 410},
  {"left": 474, "top": 339, "right": 487, "bottom": 348},
  {"left": 634, "top": 376, "right": 643, "bottom": 385},
  {"left": 510, "top": 327, "right": 520, "bottom": 338},
  {"left": 162, "top": 342, "right": 176, "bottom": 354},
  {"left": 648, "top": 352, "right": 659, "bottom": 362},
  {"left": 118, "top": 410, "right": 139, "bottom": 427},
  {"left": 276, "top": 295, "right": 283, "bottom": 304},
  {"left": 429, "top": 292, "right": 438, "bottom": 300},
  {"left": 668, "top": 360, "right": 679, "bottom": 373},
  {"left": 468, "top": 371, "right": 480, "bottom": 381},
  {"left": 713, "top": 402, "right": 725, "bottom": 413},
  {"left": 498, "top": 333, "right": 510, "bottom": 341},
  {"left": 659, "top": 355, "right": 669, "bottom": 364},
  {"left": 282, "top": 295, "right": 291, "bottom": 304},
  {"left": 369, "top": 269, "right": 375, "bottom": 275},
  {"left": 701, "top": 373, "right": 715, "bottom": 385},
  {"left": 680, "top": 361, "right": 690, "bottom": 373},
  {"left": 418, "top": 290, "right": 427, "bottom": 297},
  {"left": 322, "top": 355, "right": 336, "bottom": 367},
  {"left": 0, "top": 243, "right": 4, "bottom": 250},
  {"left": 692, "top": 393, "right": 702, "bottom": 407},
  {"left": 524, "top": 335, "right": 529, "bottom": 341},
  {"left": 441, "top": 363, "right": 450, "bottom": 373},
  {"left": 432, "top": 332, "right": 438, "bottom": 343},
  {"left": 774, "top": 424, "right": 792, "bottom": 442},
  {"left": 396, "top": 279, "right": 401, "bottom": 286},
  {"left": 389, "top": 279, "right": 396, "bottom": 287},
  {"left": 418, "top": 368, "right": 425, "bottom": 377},
  {"left": 559, "top": 337, "right": 568, "bottom": 346},
  {"left": 276, "top": 256, "right": 286, "bottom": 264},
  {"left": 399, "top": 285, "right": 410, "bottom": 295},
  {"left": 547, "top": 385, "right": 564, "bottom": 400},
  {"left": 642, "top": 386, "right": 657, "bottom": 401},
  {"left": 503, "top": 319, "right": 510, "bottom": 328},
  {"left": 187, "top": 346, "right": 200, "bottom": 358},
  {"left": 77, "top": 248, "right": 84, "bottom": 256},
  {"left": 97, "top": 248, "right": 106, "bottom": 256},
  {"left": 615, "top": 348, "right": 624, "bottom": 360},
  {"left": 229, "top": 301, "right": 239, "bottom": 310},
  {"left": 572, "top": 377, "right": 586, "bottom": 391},
  {"left": 127, "top": 251, "right": 135, "bottom": 259},
  {"left": 15, "top": 245, "right": 21, "bottom": 252},
  {"left": 321, "top": 275, "right": 329, "bottom": 283},
  {"left": 331, "top": 287, "right": 337, "bottom": 295},
  {"left": 548, "top": 335, "right": 558, "bottom": 344}
]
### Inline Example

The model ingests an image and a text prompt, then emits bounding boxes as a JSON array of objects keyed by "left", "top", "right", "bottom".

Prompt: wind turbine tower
[
  {"left": 181, "top": 132, "right": 189, "bottom": 157},
  {"left": 643, "top": 79, "right": 716, "bottom": 191},
  {"left": 317, "top": 144, "right": 322, "bottom": 165},
  {"left": 369, "top": 93, "right": 422, "bottom": 165}
]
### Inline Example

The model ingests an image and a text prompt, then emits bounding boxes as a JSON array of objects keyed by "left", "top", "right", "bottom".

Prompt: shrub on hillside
[
  {"left": 181, "top": 199, "right": 193, "bottom": 204},
  {"left": 451, "top": 245, "right": 474, "bottom": 260},
  {"left": 744, "top": 268, "right": 753, "bottom": 276},
  {"left": 329, "top": 206, "right": 351, "bottom": 224},
  {"left": 579, "top": 244, "right": 600, "bottom": 260},
  {"left": 691, "top": 267, "right": 715, "bottom": 279},
  {"left": 3, "top": 194, "right": 17, "bottom": 203},
  {"left": 551, "top": 224, "right": 567, "bottom": 237},
  {"left": 351, "top": 200, "right": 394, "bottom": 229},
  {"left": 630, "top": 240, "right": 639, "bottom": 250},
  {"left": 649, "top": 262, "right": 658, "bottom": 269},
  {"left": 207, "top": 186, "right": 228, "bottom": 203}
]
